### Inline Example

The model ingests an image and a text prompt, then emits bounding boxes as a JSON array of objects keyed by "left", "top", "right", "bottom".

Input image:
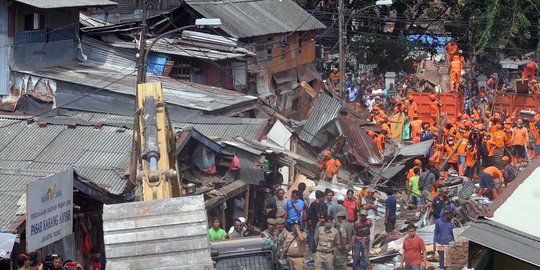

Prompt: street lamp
[
  {"left": 338, "top": 0, "right": 392, "bottom": 98},
  {"left": 139, "top": 18, "right": 222, "bottom": 83}
]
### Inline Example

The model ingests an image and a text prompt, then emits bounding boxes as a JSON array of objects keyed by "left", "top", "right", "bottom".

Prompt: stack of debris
[{"left": 445, "top": 240, "right": 469, "bottom": 268}]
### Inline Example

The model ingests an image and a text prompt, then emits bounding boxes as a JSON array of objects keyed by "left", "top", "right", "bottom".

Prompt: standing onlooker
[
  {"left": 307, "top": 191, "right": 328, "bottom": 253},
  {"left": 208, "top": 218, "right": 227, "bottom": 241},
  {"left": 281, "top": 220, "right": 307, "bottom": 270},
  {"left": 432, "top": 188, "right": 451, "bottom": 222},
  {"left": 385, "top": 190, "right": 397, "bottom": 234},
  {"left": 329, "top": 194, "right": 347, "bottom": 220},
  {"left": 260, "top": 188, "right": 277, "bottom": 230},
  {"left": 433, "top": 207, "right": 455, "bottom": 270},
  {"left": 334, "top": 212, "right": 354, "bottom": 270},
  {"left": 275, "top": 188, "right": 287, "bottom": 218},
  {"left": 229, "top": 219, "right": 245, "bottom": 239},
  {"left": 16, "top": 254, "right": 30, "bottom": 270},
  {"left": 361, "top": 188, "right": 377, "bottom": 218},
  {"left": 325, "top": 189, "right": 336, "bottom": 216},
  {"left": 243, "top": 220, "right": 261, "bottom": 237},
  {"left": 228, "top": 217, "right": 246, "bottom": 237},
  {"left": 401, "top": 224, "right": 427, "bottom": 270},
  {"left": 343, "top": 189, "right": 357, "bottom": 223},
  {"left": 315, "top": 216, "right": 340, "bottom": 270},
  {"left": 408, "top": 167, "right": 421, "bottom": 211},
  {"left": 231, "top": 195, "right": 245, "bottom": 221},
  {"left": 352, "top": 210, "right": 372, "bottom": 270},
  {"left": 261, "top": 218, "right": 279, "bottom": 241},
  {"left": 285, "top": 190, "right": 305, "bottom": 231}
]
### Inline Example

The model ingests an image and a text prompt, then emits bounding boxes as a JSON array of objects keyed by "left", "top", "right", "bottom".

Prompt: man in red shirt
[
  {"left": 343, "top": 189, "right": 357, "bottom": 222},
  {"left": 401, "top": 224, "right": 427, "bottom": 270}
]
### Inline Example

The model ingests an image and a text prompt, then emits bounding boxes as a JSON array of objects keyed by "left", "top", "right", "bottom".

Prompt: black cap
[{"left": 292, "top": 220, "right": 301, "bottom": 225}]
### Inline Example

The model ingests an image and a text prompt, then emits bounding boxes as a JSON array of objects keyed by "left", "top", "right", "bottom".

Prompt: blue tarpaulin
[
  {"left": 407, "top": 35, "right": 451, "bottom": 51},
  {"left": 147, "top": 55, "right": 167, "bottom": 76}
]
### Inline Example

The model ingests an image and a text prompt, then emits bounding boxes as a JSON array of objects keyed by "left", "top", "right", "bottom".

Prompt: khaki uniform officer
[
  {"left": 281, "top": 220, "right": 307, "bottom": 270},
  {"left": 315, "top": 216, "right": 340, "bottom": 270},
  {"left": 334, "top": 211, "right": 354, "bottom": 270},
  {"left": 261, "top": 218, "right": 279, "bottom": 242}
]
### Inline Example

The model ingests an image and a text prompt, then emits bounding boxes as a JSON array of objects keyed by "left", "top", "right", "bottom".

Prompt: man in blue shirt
[
  {"left": 385, "top": 190, "right": 397, "bottom": 234},
  {"left": 433, "top": 207, "right": 455, "bottom": 269},
  {"left": 285, "top": 190, "right": 305, "bottom": 231}
]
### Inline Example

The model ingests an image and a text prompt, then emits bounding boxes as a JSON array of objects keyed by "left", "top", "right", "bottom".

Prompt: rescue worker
[
  {"left": 352, "top": 210, "right": 372, "bottom": 270},
  {"left": 261, "top": 218, "right": 279, "bottom": 242},
  {"left": 319, "top": 150, "right": 342, "bottom": 183},
  {"left": 410, "top": 114, "right": 423, "bottom": 137},
  {"left": 449, "top": 54, "right": 463, "bottom": 92},
  {"left": 334, "top": 211, "right": 354, "bottom": 270},
  {"left": 522, "top": 57, "right": 540, "bottom": 81},
  {"left": 456, "top": 137, "right": 468, "bottom": 175},
  {"left": 484, "top": 133, "right": 497, "bottom": 167},
  {"left": 315, "top": 216, "right": 340, "bottom": 270},
  {"left": 429, "top": 144, "right": 443, "bottom": 169},
  {"left": 443, "top": 136, "right": 459, "bottom": 179},
  {"left": 502, "top": 156, "right": 518, "bottom": 184},
  {"left": 281, "top": 220, "right": 307, "bottom": 270},
  {"left": 511, "top": 119, "right": 529, "bottom": 166},
  {"left": 367, "top": 131, "right": 376, "bottom": 143},
  {"left": 429, "top": 94, "right": 441, "bottom": 127},
  {"left": 530, "top": 79, "right": 539, "bottom": 94},
  {"left": 412, "top": 131, "right": 422, "bottom": 144},
  {"left": 445, "top": 41, "right": 458, "bottom": 64},
  {"left": 380, "top": 117, "right": 392, "bottom": 137},
  {"left": 464, "top": 144, "right": 478, "bottom": 179},
  {"left": 376, "top": 130, "right": 387, "bottom": 153},
  {"left": 407, "top": 94, "right": 418, "bottom": 120},
  {"left": 480, "top": 166, "right": 503, "bottom": 200}
]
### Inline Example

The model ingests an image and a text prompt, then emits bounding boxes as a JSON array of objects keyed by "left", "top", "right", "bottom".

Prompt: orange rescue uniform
[{"left": 319, "top": 158, "right": 342, "bottom": 179}]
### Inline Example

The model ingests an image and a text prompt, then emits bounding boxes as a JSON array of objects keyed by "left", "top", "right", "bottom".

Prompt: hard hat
[
  {"left": 465, "top": 121, "right": 473, "bottom": 127},
  {"left": 494, "top": 113, "right": 501, "bottom": 120},
  {"left": 324, "top": 150, "right": 331, "bottom": 157},
  {"left": 485, "top": 111, "right": 491, "bottom": 116},
  {"left": 502, "top": 156, "right": 510, "bottom": 162},
  {"left": 457, "top": 113, "right": 463, "bottom": 119},
  {"left": 437, "top": 144, "right": 444, "bottom": 150},
  {"left": 408, "top": 94, "right": 414, "bottom": 100},
  {"left": 413, "top": 113, "right": 419, "bottom": 119},
  {"left": 414, "top": 159, "right": 422, "bottom": 165},
  {"left": 368, "top": 131, "right": 375, "bottom": 137},
  {"left": 462, "top": 114, "right": 469, "bottom": 119}
]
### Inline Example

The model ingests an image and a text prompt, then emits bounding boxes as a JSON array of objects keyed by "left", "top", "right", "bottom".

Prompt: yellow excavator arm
[{"left": 134, "top": 82, "right": 179, "bottom": 201}]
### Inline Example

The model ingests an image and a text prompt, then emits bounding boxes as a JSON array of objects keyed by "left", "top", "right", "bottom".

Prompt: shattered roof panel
[
  {"left": 299, "top": 94, "right": 342, "bottom": 145},
  {"left": 184, "top": 0, "right": 326, "bottom": 38},
  {"left": 175, "top": 118, "right": 267, "bottom": 141},
  {"left": 110, "top": 39, "right": 245, "bottom": 61},
  {"left": 0, "top": 117, "right": 132, "bottom": 195},
  {"left": 397, "top": 140, "right": 434, "bottom": 156},
  {"left": 15, "top": 0, "right": 117, "bottom": 9},
  {"left": 337, "top": 115, "right": 382, "bottom": 165},
  {"left": 12, "top": 64, "right": 258, "bottom": 113}
]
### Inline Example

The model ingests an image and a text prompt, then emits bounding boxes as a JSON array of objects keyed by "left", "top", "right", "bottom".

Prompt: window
[
  {"left": 170, "top": 59, "right": 191, "bottom": 80},
  {"left": 23, "top": 13, "right": 43, "bottom": 31},
  {"left": 266, "top": 36, "right": 273, "bottom": 60}
]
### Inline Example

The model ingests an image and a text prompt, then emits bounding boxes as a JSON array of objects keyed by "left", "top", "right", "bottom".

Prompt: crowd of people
[{"left": 14, "top": 248, "right": 103, "bottom": 270}]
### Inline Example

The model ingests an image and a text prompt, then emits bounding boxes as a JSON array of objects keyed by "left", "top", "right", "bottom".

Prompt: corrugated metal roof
[
  {"left": 337, "top": 115, "right": 382, "bottom": 165},
  {"left": 103, "top": 195, "right": 213, "bottom": 269},
  {"left": 299, "top": 94, "right": 342, "bottom": 145},
  {"left": 185, "top": 0, "right": 326, "bottom": 38},
  {"left": 463, "top": 219, "right": 540, "bottom": 267},
  {"left": 175, "top": 118, "right": 267, "bottom": 141},
  {"left": 82, "top": 37, "right": 137, "bottom": 71},
  {"left": 13, "top": 63, "right": 258, "bottom": 113},
  {"left": 0, "top": 118, "right": 132, "bottom": 195},
  {"left": 15, "top": 0, "right": 117, "bottom": 9},
  {"left": 396, "top": 140, "right": 434, "bottom": 156},
  {"left": 0, "top": 169, "right": 51, "bottom": 231},
  {"left": 110, "top": 39, "right": 246, "bottom": 61}
]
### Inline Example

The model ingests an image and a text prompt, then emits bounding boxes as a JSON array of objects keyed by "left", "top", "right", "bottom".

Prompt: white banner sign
[{"left": 26, "top": 169, "right": 73, "bottom": 252}]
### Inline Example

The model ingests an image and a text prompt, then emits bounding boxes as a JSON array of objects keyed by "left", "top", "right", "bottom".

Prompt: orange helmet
[
  {"left": 393, "top": 107, "right": 399, "bottom": 113},
  {"left": 462, "top": 114, "right": 469, "bottom": 120},
  {"left": 459, "top": 123, "right": 465, "bottom": 129},
  {"left": 496, "top": 123, "right": 502, "bottom": 129},
  {"left": 485, "top": 111, "right": 491, "bottom": 116},
  {"left": 414, "top": 159, "right": 422, "bottom": 166},
  {"left": 324, "top": 150, "right": 331, "bottom": 157},
  {"left": 368, "top": 131, "right": 375, "bottom": 137},
  {"left": 437, "top": 144, "right": 444, "bottom": 150},
  {"left": 465, "top": 121, "right": 473, "bottom": 127},
  {"left": 457, "top": 113, "right": 463, "bottom": 119},
  {"left": 477, "top": 123, "right": 485, "bottom": 130},
  {"left": 413, "top": 113, "right": 419, "bottom": 119},
  {"left": 373, "top": 105, "right": 380, "bottom": 111},
  {"left": 429, "top": 94, "right": 437, "bottom": 100}
]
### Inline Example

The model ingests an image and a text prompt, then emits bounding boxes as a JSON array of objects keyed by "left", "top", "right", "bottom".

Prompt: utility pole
[
  {"left": 136, "top": 0, "right": 149, "bottom": 84},
  {"left": 338, "top": 0, "right": 345, "bottom": 99}
]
